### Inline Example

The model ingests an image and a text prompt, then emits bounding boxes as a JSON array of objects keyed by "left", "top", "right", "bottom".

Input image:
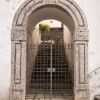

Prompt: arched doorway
[
  {"left": 26, "top": 20, "right": 74, "bottom": 99},
  {"left": 10, "top": 0, "right": 89, "bottom": 100}
]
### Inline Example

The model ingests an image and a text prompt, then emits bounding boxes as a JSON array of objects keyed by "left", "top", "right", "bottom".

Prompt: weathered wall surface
[
  {"left": 0, "top": 0, "right": 100, "bottom": 100},
  {"left": 89, "top": 68, "right": 100, "bottom": 100}
]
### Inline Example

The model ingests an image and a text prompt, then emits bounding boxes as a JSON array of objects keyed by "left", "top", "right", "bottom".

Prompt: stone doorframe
[{"left": 10, "top": 0, "right": 89, "bottom": 100}]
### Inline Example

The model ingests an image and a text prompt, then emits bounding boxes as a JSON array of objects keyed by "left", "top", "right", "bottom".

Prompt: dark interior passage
[{"left": 28, "top": 42, "right": 73, "bottom": 98}]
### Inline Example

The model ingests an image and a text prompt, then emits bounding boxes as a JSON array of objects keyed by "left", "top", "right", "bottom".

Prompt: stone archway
[{"left": 10, "top": 0, "right": 89, "bottom": 100}]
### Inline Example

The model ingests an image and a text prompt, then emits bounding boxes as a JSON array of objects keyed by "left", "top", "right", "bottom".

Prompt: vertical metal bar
[{"left": 50, "top": 41, "right": 52, "bottom": 94}]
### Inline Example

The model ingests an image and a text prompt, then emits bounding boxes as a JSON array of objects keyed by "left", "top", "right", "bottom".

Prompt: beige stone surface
[
  {"left": 0, "top": 0, "right": 100, "bottom": 100},
  {"left": 10, "top": 0, "right": 89, "bottom": 100}
]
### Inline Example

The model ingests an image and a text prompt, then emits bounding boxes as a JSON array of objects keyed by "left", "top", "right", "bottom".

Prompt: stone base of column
[{"left": 74, "top": 88, "right": 90, "bottom": 100}]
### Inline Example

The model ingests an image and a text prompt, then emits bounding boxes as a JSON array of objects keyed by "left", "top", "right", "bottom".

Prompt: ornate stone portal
[{"left": 10, "top": 0, "right": 89, "bottom": 100}]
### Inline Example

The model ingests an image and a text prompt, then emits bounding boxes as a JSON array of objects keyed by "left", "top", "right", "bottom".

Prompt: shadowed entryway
[
  {"left": 26, "top": 21, "right": 73, "bottom": 99},
  {"left": 10, "top": 0, "right": 89, "bottom": 100},
  {"left": 27, "top": 43, "right": 73, "bottom": 99}
]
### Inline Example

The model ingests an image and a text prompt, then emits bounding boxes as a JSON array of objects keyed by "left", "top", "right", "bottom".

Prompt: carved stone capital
[
  {"left": 74, "top": 29, "right": 89, "bottom": 41},
  {"left": 11, "top": 27, "right": 26, "bottom": 41}
]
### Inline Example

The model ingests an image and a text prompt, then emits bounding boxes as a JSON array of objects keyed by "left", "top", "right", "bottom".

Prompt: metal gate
[{"left": 28, "top": 42, "right": 73, "bottom": 99}]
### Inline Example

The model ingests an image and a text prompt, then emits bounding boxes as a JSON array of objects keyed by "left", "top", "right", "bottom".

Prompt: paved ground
[{"left": 26, "top": 93, "right": 73, "bottom": 100}]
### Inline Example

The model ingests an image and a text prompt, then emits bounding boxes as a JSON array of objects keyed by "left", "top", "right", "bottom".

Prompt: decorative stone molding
[
  {"left": 11, "top": 40, "right": 26, "bottom": 100},
  {"left": 10, "top": 0, "right": 89, "bottom": 100},
  {"left": 58, "top": 0, "right": 87, "bottom": 27},
  {"left": 11, "top": 27, "right": 26, "bottom": 41},
  {"left": 45, "top": 0, "right": 57, "bottom": 4},
  {"left": 74, "top": 29, "right": 89, "bottom": 41},
  {"left": 12, "top": 0, "right": 87, "bottom": 29},
  {"left": 14, "top": 43, "right": 22, "bottom": 84}
]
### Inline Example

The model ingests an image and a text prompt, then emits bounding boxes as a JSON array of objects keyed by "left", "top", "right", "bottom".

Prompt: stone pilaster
[
  {"left": 10, "top": 28, "right": 26, "bottom": 100},
  {"left": 74, "top": 29, "right": 89, "bottom": 100}
]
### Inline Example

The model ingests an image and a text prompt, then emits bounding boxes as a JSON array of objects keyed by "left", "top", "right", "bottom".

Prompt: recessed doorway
[{"left": 26, "top": 20, "right": 73, "bottom": 99}]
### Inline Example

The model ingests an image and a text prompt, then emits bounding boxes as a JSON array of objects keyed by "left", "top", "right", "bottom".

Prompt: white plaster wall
[
  {"left": 89, "top": 68, "right": 100, "bottom": 100},
  {"left": 0, "top": 0, "right": 100, "bottom": 99}
]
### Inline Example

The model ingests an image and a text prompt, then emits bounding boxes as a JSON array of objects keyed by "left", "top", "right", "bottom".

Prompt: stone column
[
  {"left": 10, "top": 27, "right": 26, "bottom": 100},
  {"left": 74, "top": 29, "right": 89, "bottom": 100}
]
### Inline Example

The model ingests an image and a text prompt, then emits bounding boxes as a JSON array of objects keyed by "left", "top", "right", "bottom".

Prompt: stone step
[{"left": 26, "top": 94, "right": 73, "bottom": 100}]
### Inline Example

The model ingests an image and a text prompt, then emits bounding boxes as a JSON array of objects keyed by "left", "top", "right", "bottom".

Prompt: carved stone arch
[
  {"left": 11, "top": 0, "right": 88, "bottom": 41},
  {"left": 13, "top": 0, "right": 87, "bottom": 26},
  {"left": 10, "top": 0, "right": 89, "bottom": 100}
]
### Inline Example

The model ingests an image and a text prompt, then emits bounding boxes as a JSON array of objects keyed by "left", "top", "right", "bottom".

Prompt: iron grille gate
[{"left": 27, "top": 42, "right": 73, "bottom": 99}]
